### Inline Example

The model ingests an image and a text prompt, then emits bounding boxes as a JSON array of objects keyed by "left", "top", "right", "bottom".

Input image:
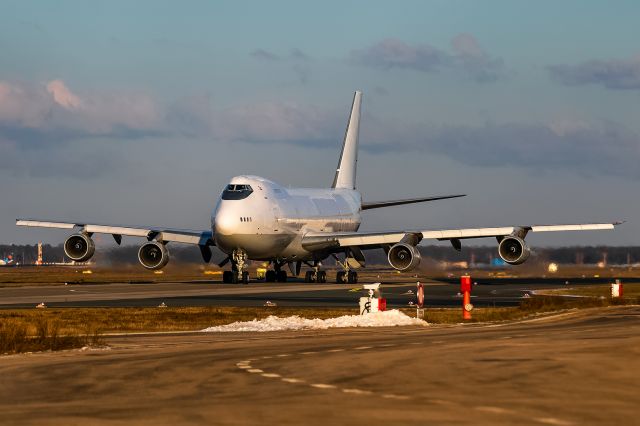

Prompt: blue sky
[{"left": 1, "top": 0, "right": 639, "bottom": 246}]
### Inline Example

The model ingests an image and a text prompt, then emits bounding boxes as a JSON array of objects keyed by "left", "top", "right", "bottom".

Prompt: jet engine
[
  {"left": 388, "top": 243, "right": 421, "bottom": 271},
  {"left": 498, "top": 236, "right": 531, "bottom": 265},
  {"left": 138, "top": 241, "right": 170, "bottom": 270},
  {"left": 64, "top": 233, "right": 95, "bottom": 262}
]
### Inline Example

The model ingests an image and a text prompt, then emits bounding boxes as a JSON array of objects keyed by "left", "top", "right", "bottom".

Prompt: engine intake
[
  {"left": 64, "top": 233, "right": 95, "bottom": 262},
  {"left": 388, "top": 243, "right": 421, "bottom": 271},
  {"left": 498, "top": 236, "right": 530, "bottom": 265},
  {"left": 138, "top": 241, "right": 170, "bottom": 270}
]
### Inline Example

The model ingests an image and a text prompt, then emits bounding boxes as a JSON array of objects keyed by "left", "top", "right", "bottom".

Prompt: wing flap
[{"left": 530, "top": 223, "right": 615, "bottom": 232}]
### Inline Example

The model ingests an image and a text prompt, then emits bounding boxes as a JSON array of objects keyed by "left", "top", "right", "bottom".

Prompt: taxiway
[{"left": 0, "top": 306, "right": 638, "bottom": 425}]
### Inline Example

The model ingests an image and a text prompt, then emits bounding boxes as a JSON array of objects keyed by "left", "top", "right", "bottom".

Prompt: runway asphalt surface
[
  {"left": 1, "top": 305, "right": 638, "bottom": 425},
  {"left": 0, "top": 278, "right": 596, "bottom": 308}
]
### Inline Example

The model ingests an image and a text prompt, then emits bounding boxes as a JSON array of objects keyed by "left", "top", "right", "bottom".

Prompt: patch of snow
[
  {"left": 80, "top": 346, "right": 111, "bottom": 351},
  {"left": 202, "top": 309, "right": 428, "bottom": 333}
]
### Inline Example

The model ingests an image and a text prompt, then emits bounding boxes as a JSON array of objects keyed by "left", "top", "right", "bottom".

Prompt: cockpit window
[{"left": 222, "top": 184, "right": 253, "bottom": 200}]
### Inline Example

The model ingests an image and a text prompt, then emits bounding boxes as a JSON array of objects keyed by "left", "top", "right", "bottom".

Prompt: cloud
[
  {"left": 46, "top": 80, "right": 81, "bottom": 109},
  {"left": 3, "top": 79, "right": 637, "bottom": 181},
  {"left": 351, "top": 38, "right": 448, "bottom": 72},
  {"left": 450, "top": 33, "right": 507, "bottom": 83},
  {"left": 213, "top": 101, "right": 340, "bottom": 147},
  {"left": 351, "top": 34, "right": 507, "bottom": 83},
  {"left": 0, "top": 80, "right": 164, "bottom": 139},
  {"left": 0, "top": 79, "right": 172, "bottom": 177},
  {"left": 250, "top": 48, "right": 312, "bottom": 83},
  {"left": 290, "top": 48, "right": 309, "bottom": 61},
  {"left": 548, "top": 55, "right": 640, "bottom": 90},
  {"left": 365, "top": 119, "right": 640, "bottom": 180},
  {"left": 250, "top": 48, "right": 280, "bottom": 61},
  {"left": 210, "top": 98, "right": 640, "bottom": 180}
]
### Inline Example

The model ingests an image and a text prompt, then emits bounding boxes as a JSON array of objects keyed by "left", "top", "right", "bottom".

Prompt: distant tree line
[{"left": 2, "top": 244, "right": 639, "bottom": 266}]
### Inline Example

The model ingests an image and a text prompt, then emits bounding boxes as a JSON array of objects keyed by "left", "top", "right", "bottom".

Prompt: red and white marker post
[
  {"left": 416, "top": 282, "right": 425, "bottom": 319},
  {"left": 611, "top": 279, "right": 623, "bottom": 298},
  {"left": 461, "top": 275, "right": 473, "bottom": 320}
]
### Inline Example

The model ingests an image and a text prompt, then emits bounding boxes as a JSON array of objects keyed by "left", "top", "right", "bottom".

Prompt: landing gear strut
[
  {"left": 332, "top": 254, "right": 358, "bottom": 284},
  {"left": 222, "top": 249, "right": 249, "bottom": 284}
]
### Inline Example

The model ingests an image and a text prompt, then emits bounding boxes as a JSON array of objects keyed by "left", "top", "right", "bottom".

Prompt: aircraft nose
[{"left": 214, "top": 205, "right": 237, "bottom": 235}]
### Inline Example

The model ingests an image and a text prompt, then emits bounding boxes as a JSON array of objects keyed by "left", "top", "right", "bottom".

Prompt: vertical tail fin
[{"left": 332, "top": 91, "right": 362, "bottom": 189}]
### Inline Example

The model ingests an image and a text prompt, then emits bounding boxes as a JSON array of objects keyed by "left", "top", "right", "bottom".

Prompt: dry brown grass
[
  {"left": 2, "top": 293, "right": 637, "bottom": 354},
  {"left": 0, "top": 265, "right": 217, "bottom": 287},
  {"left": 0, "top": 316, "right": 103, "bottom": 354}
]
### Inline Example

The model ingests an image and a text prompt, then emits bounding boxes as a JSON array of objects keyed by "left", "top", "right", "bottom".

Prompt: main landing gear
[
  {"left": 304, "top": 261, "right": 327, "bottom": 283},
  {"left": 222, "top": 249, "right": 249, "bottom": 284},
  {"left": 265, "top": 261, "right": 288, "bottom": 283},
  {"left": 336, "top": 270, "right": 358, "bottom": 284},
  {"left": 332, "top": 254, "right": 358, "bottom": 284}
]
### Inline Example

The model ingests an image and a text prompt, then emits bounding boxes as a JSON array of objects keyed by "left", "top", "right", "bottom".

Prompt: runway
[
  {"left": 0, "top": 277, "right": 589, "bottom": 308},
  {"left": 1, "top": 306, "right": 638, "bottom": 425}
]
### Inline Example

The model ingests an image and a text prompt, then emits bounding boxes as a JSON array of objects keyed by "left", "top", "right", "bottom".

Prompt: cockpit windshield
[{"left": 221, "top": 184, "right": 253, "bottom": 200}]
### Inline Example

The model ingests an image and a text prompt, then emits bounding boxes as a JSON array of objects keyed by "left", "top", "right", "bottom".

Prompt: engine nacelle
[
  {"left": 498, "top": 236, "right": 531, "bottom": 265},
  {"left": 388, "top": 243, "right": 422, "bottom": 271},
  {"left": 64, "top": 233, "right": 95, "bottom": 262},
  {"left": 138, "top": 241, "right": 170, "bottom": 270}
]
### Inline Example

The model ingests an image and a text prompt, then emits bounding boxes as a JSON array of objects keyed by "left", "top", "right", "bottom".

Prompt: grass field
[
  {"left": 2, "top": 294, "right": 637, "bottom": 355},
  {"left": 1, "top": 264, "right": 637, "bottom": 287},
  {"left": 540, "top": 282, "right": 640, "bottom": 298}
]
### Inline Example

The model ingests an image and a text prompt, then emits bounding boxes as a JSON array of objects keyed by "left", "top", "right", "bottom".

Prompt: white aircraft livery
[{"left": 17, "top": 91, "right": 620, "bottom": 284}]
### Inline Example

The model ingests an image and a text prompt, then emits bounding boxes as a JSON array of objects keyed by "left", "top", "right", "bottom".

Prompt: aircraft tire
[
  {"left": 265, "top": 270, "right": 276, "bottom": 282},
  {"left": 222, "top": 271, "right": 233, "bottom": 284},
  {"left": 277, "top": 270, "right": 287, "bottom": 282},
  {"left": 347, "top": 271, "right": 358, "bottom": 284},
  {"left": 242, "top": 271, "right": 249, "bottom": 284}
]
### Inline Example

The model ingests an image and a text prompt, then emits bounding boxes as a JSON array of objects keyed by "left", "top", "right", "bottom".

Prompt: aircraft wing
[
  {"left": 301, "top": 222, "right": 620, "bottom": 251},
  {"left": 15, "top": 219, "right": 214, "bottom": 246}
]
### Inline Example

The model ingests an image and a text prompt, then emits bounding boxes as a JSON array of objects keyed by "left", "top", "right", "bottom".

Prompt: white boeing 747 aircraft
[{"left": 17, "top": 91, "right": 620, "bottom": 284}]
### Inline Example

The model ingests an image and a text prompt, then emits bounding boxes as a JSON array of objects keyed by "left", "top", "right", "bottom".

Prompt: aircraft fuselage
[{"left": 213, "top": 175, "right": 361, "bottom": 261}]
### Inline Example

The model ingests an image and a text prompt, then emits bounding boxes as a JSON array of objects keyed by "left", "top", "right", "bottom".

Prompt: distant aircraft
[
  {"left": 17, "top": 91, "right": 620, "bottom": 283},
  {"left": 0, "top": 255, "right": 14, "bottom": 266}
]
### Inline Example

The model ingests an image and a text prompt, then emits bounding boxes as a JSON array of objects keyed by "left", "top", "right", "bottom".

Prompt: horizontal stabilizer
[{"left": 361, "top": 194, "right": 466, "bottom": 211}]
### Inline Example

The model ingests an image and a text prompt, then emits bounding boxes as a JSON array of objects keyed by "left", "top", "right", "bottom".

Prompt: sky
[{"left": 1, "top": 0, "right": 639, "bottom": 248}]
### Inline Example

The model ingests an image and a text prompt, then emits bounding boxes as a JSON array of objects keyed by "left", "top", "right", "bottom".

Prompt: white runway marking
[
  {"left": 247, "top": 369, "right": 263, "bottom": 373},
  {"left": 534, "top": 417, "right": 573, "bottom": 426},
  {"left": 474, "top": 406, "right": 514, "bottom": 414},
  {"left": 261, "top": 373, "right": 281, "bottom": 378},
  {"left": 381, "top": 394, "right": 410, "bottom": 400},
  {"left": 354, "top": 346, "right": 372, "bottom": 350},
  {"left": 342, "top": 388, "right": 373, "bottom": 395},
  {"left": 281, "top": 378, "right": 305, "bottom": 383},
  {"left": 311, "top": 383, "right": 337, "bottom": 389}
]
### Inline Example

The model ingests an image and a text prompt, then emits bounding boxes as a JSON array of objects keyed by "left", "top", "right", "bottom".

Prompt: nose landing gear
[{"left": 222, "top": 249, "right": 250, "bottom": 284}]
